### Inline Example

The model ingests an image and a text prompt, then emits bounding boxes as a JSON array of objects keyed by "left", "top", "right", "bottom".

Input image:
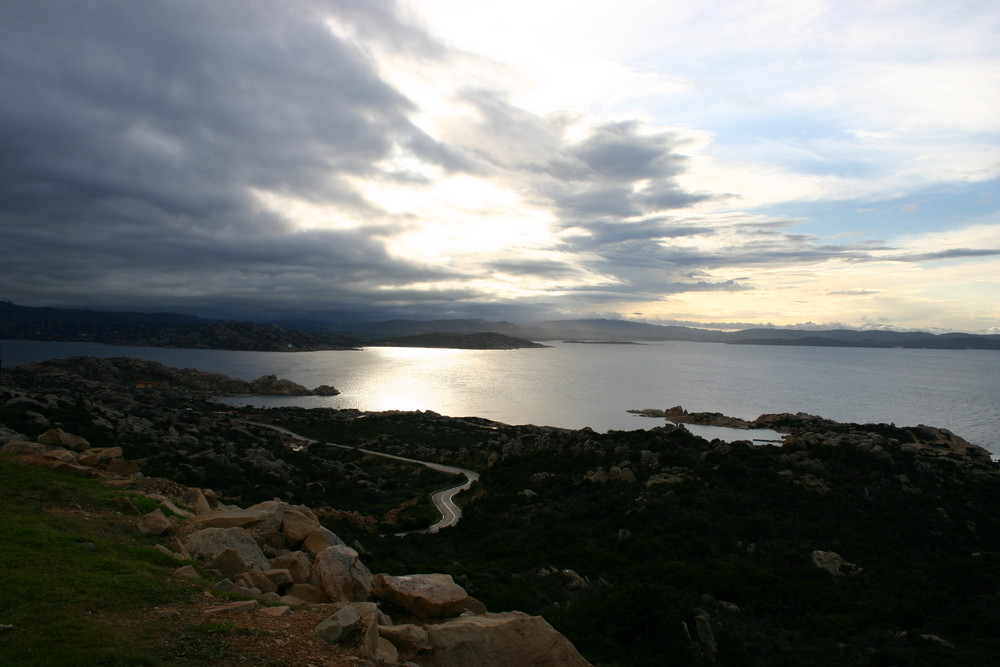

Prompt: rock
[
  {"left": 188, "top": 508, "right": 278, "bottom": 529},
  {"left": 203, "top": 600, "right": 259, "bottom": 614},
  {"left": 183, "top": 527, "right": 269, "bottom": 571},
  {"left": 42, "top": 449, "right": 79, "bottom": 463},
  {"left": 238, "top": 567, "right": 279, "bottom": 593},
  {"left": 920, "top": 633, "right": 955, "bottom": 649},
  {"left": 301, "top": 527, "right": 346, "bottom": 557},
  {"left": 53, "top": 462, "right": 97, "bottom": 478},
  {"left": 250, "top": 375, "right": 313, "bottom": 395},
  {"left": 1, "top": 440, "right": 47, "bottom": 455},
  {"left": 313, "top": 545, "right": 373, "bottom": 603},
  {"left": 37, "top": 428, "right": 90, "bottom": 452},
  {"left": 420, "top": 611, "right": 590, "bottom": 666},
  {"left": 270, "top": 551, "right": 312, "bottom": 584},
  {"left": 153, "top": 544, "right": 186, "bottom": 561},
  {"left": 112, "top": 496, "right": 141, "bottom": 514},
  {"left": 263, "top": 568, "right": 294, "bottom": 589},
  {"left": 213, "top": 579, "right": 258, "bottom": 597},
  {"left": 207, "top": 548, "right": 259, "bottom": 579},
  {"left": 811, "top": 550, "right": 862, "bottom": 576},
  {"left": 84, "top": 445, "right": 125, "bottom": 459},
  {"left": 283, "top": 583, "right": 330, "bottom": 604},
  {"left": 314, "top": 604, "right": 362, "bottom": 642},
  {"left": 104, "top": 458, "right": 141, "bottom": 476},
  {"left": 379, "top": 624, "right": 431, "bottom": 662},
  {"left": 174, "top": 565, "right": 200, "bottom": 579},
  {"left": 372, "top": 573, "right": 470, "bottom": 619},
  {"left": 694, "top": 608, "right": 717, "bottom": 662},
  {"left": 0, "top": 425, "right": 29, "bottom": 444},
  {"left": 258, "top": 605, "right": 291, "bottom": 617},
  {"left": 350, "top": 602, "right": 387, "bottom": 660},
  {"left": 281, "top": 505, "right": 322, "bottom": 543},
  {"left": 182, "top": 488, "right": 213, "bottom": 515}
]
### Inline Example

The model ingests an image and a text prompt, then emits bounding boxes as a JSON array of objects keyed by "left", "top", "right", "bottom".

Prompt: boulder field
[{"left": 1, "top": 427, "right": 589, "bottom": 666}]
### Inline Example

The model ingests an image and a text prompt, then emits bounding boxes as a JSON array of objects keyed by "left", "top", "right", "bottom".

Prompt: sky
[{"left": 1, "top": 0, "right": 998, "bottom": 332}]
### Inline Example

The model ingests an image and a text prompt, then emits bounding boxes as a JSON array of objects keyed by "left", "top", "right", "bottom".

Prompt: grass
[{"left": 0, "top": 454, "right": 200, "bottom": 665}]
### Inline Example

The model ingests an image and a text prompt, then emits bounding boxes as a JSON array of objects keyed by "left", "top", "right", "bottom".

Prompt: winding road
[{"left": 245, "top": 421, "right": 479, "bottom": 533}]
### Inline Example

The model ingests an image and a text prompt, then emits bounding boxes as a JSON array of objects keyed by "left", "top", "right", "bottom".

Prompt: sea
[{"left": 3, "top": 339, "right": 998, "bottom": 456}]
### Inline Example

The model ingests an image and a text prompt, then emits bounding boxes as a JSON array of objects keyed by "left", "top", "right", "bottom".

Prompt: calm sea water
[{"left": 3, "top": 339, "right": 998, "bottom": 455}]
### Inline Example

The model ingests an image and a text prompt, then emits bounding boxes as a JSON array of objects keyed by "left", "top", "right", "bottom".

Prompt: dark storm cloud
[
  {"left": 458, "top": 90, "right": 713, "bottom": 223},
  {"left": 565, "top": 218, "right": 714, "bottom": 247},
  {"left": 486, "top": 258, "right": 586, "bottom": 279},
  {"left": 0, "top": 0, "right": 486, "bottom": 317}
]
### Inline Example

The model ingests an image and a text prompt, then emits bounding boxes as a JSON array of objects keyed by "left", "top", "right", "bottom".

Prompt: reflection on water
[
  {"left": 4, "top": 339, "right": 999, "bottom": 454},
  {"left": 681, "top": 424, "right": 786, "bottom": 444}
]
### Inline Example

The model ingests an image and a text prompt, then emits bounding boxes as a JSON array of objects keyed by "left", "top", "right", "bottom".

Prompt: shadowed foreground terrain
[{"left": 2, "top": 356, "right": 999, "bottom": 665}]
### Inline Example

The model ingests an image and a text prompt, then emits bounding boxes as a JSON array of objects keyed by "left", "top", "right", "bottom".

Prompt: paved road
[{"left": 245, "top": 421, "right": 479, "bottom": 533}]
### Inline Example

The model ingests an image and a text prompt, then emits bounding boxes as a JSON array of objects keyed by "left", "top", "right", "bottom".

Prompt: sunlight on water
[{"left": 4, "top": 339, "right": 999, "bottom": 454}]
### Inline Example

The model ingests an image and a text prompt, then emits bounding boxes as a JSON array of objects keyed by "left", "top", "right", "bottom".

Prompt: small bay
[{"left": 3, "top": 338, "right": 998, "bottom": 455}]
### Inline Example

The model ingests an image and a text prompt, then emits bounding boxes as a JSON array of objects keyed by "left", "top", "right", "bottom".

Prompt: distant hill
[
  {"left": 323, "top": 317, "right": 1000, "bottom": 350},
  {"left": 364, "top": 332, "right": 549, "bottom": 350},
  {"left": 0, "top": 301, "right": 361, "bottom": 351},
  {"left": 5, "top": 302, "right": 999, "bottom": 351}
]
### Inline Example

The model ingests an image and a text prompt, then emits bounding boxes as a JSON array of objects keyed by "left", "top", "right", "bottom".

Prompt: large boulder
[
  {"left": 136, "top": 509, "right": 174, "bottom": 536},
  {"left": 301, "top": 527, "right": 345, "bottom": 557},
  {"left": 207, "top": 548, "right": 259, "bottom": 579},
  {"left": 313, "top": 545, "right": 373, "bottom": 602},
  {"left": 280, "top": 505, "right": 322, "bottom": 543},
  {"left": 189, "top": 507, "right": 281, "bottom": 530},
  {"left": 314, "top": 604, "right": 362, "bottom": 642},
  {"left": 183, "top": 527, "right": 269, "bottom": 571},
  {"left": 36, "top": 428, "right": 90, "bottom": 452},
  {"left": 418, "top": 612, "right": 590, "bottom": 666},
  {"left": 1, "top": 440, "right": 46, "bottom": 455},
  {"left": 379, "top": 623, "right": 432, "bottom": 662},
  {"left": 181, "top": 488, "right": 213, "bottom": 515},
  {"left": 372, "top": 573, "right": 470, "bottom": 619}
]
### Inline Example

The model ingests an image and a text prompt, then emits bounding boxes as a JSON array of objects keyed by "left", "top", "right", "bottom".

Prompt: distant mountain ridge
[
  {"left": 4, "top": 301, "right": 999, "bottom": 350},
  {"left": 321, "top": 316, "right": 1000, "bottom": 350},
  {"left": 0, "top": 301, "right": 360, "bottom": 351}
]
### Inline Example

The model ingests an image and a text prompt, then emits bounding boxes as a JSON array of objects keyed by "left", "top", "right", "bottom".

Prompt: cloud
[{"left": 0, "top": 0, "right": 996, "bottom": 332}]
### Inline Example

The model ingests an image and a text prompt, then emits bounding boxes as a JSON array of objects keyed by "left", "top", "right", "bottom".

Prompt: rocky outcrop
[
  {"left": 372, "top": 573, "right": 471, "bottom": 619},
  {"left": 811, "top": 550, "right": 863, "bottom": 576},
  {"left": 7, "top": 356, "right": 337, "bottom": 396},
  {"left": 118, "top": 485, "right": 592, "bottom": 666},
  {"left": 418, "top": 612, "right": 590, "bottom": 667}
]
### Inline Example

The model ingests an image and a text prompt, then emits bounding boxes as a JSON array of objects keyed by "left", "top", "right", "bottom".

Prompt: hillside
[
  {"left": 0, "top": 301, "right": 361, "bottom": 351},
  {"left": 331, "top": 317, "right": 1000, "bottom": 350},
  {"left": 3, "top": 356, "right": 999, "bottom": 665}
]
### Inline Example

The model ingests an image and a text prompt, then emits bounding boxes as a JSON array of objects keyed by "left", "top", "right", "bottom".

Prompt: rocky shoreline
[
  {"left": 629, "top": 405, "right": 993, "bottom": 461},
  {"left": 4, "top": 355, "right": 1000, "bottom": 665}
]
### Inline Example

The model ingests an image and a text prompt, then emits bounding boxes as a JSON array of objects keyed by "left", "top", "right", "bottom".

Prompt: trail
[{"left": 245, "top": 421, "right": 479, "bottom": 533}]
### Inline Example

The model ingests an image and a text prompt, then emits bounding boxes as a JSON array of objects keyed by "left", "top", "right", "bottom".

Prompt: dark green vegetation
[
  {"left": 4, "top": 356, "right": 1000, "bottom": 665},
  {"left": 266, "top": 411, "right": 1000, "bottom": 666},
  {"left": 0, "top": 455, "right": 198, "bottom": 665}
]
